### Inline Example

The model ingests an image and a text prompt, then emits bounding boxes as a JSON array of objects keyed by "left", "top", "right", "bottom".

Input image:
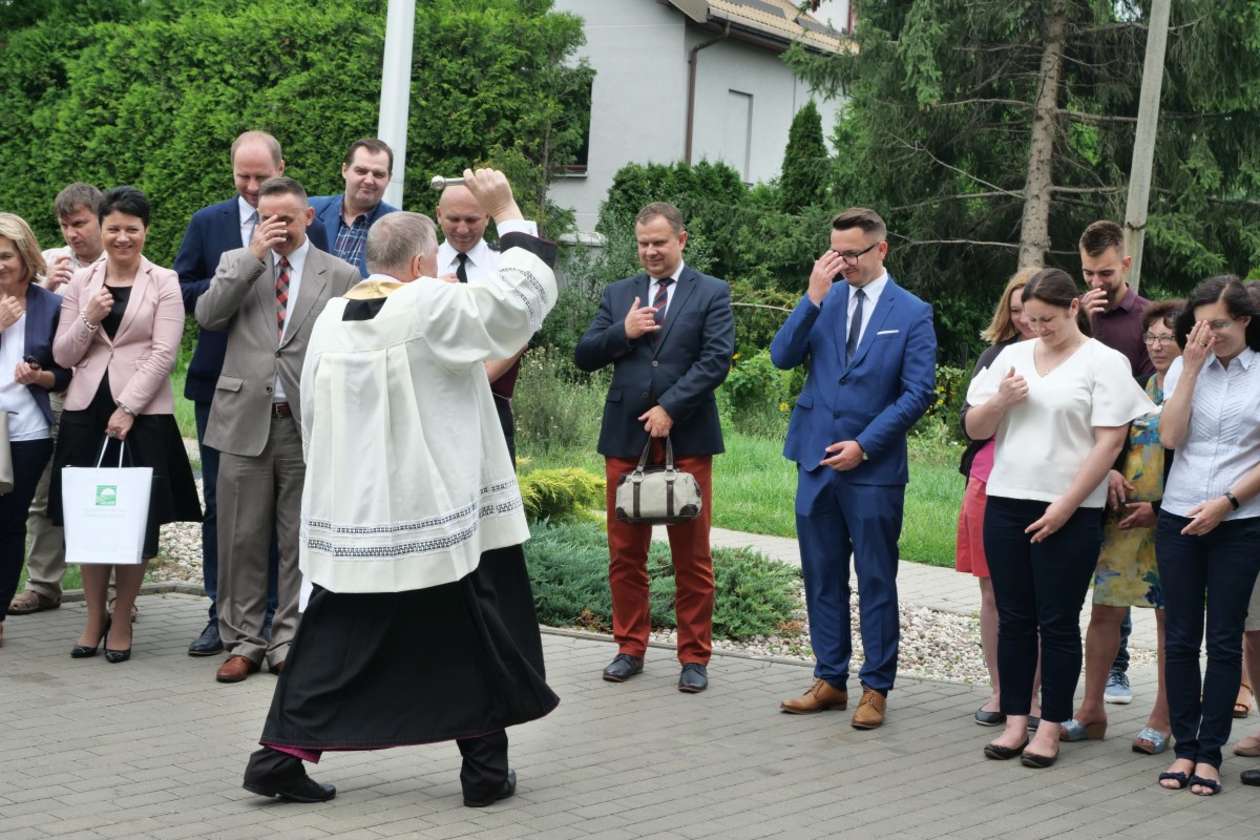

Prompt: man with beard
[
  {"left": 241, "top": 168, "right": 558, "bottom": 808},
  {"left": 310, "top": 138, "right": 398, "bottom": 277}
]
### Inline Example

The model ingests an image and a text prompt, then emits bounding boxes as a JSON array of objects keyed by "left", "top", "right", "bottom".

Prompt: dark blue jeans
[
  {"left": 1156, "top": 511, "right": 1260, "bottom": 769},
  {"left": 195, "top": 401, "right": 277, "bottom": 624},
  {"left": 0, "top": 439, "right": 55, "bottom": 622},
  {"left": 984, "top": 496, "right": 1102, "bottom": 723}
]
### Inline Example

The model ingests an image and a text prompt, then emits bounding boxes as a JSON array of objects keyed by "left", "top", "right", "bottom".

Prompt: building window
[
  {"left": 723, "top": 90, "right": 754, "bottom": 183},
  {"left": 558, "top": 74, "right": 593, "bottom": 176}
]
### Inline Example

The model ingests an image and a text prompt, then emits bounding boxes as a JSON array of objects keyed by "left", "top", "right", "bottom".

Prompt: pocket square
[{"left": 876, "top": 329, "right": 900, "bottom": 336}]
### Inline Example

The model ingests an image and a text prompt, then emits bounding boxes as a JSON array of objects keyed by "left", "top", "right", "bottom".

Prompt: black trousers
[
  {"left": 983, "top": 496, "right": 1102, "bottom": 723},
  {"left": 245, "top": 731, "right": 508, "bottom": 800},
  {"left": 0, "top": 438, "right": 55, "bottom": 623},
  {"left": 1156, "top": 511, "right": 1260, "bottom": 768}
]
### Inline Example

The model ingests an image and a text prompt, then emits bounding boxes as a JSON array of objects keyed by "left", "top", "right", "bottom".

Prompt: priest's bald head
[{"left": 365, "top": 211, "right": 439, "bottom": 282}]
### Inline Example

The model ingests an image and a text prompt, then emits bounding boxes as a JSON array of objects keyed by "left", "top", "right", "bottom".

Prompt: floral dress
[{"left": 1093, "top": 376, "right": 1165, "bottom": 608}]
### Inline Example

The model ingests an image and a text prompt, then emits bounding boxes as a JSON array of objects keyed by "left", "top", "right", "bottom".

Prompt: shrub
[
  {"left": 517, "top": 467, "right": 602, "bottom": 521},
  {"left": 524, "top": 520, "right": 800, "bottom": 640},
  {"left": 780, "top": 101, "right": 829, "bottom": 212},
  {"left": 513, "top": 346, "right": 608, "bottom": 455}
]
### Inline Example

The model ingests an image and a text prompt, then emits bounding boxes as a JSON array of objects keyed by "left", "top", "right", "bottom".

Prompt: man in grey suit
[{"left": 195, "top": 176, "right": 359, "bottom": 683}]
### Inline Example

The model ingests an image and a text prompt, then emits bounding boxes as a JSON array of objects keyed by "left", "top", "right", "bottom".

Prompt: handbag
[
  {"left": 62, "top": 437, "right": 153, "bottom": 565},
  {"left": 614, "top": 436, "right": 702, "bottom": 525},
  {"left": 0, "top": 412, "right": 13, "bottom": 496}
]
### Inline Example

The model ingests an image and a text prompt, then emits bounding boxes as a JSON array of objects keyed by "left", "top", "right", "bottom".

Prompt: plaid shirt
[{"left": 332, "top": 208, "right": 370, "bottom": 269}]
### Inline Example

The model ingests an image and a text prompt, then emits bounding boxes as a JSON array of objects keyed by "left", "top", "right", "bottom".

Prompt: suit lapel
[
  {"left": 281, "top": 250, "right": 329, "bottom": 348},
  {"left": 220, "top": 199, "right": 242, "bottom": 252},
  {"left": 84, "top": 262, "right": 113, "bottom": 347},
  {"left": 652, "top": 268, "right": 698, "bottom": 357},
  {"left": 255, "top": 254, "right": 278, "bottom": 340},
  {"left": 113, "top": 258, "right": 152, "bottom": 343},
  {"left": 830, "top": 283, "right": 850, "bottom": 372},
  {"left": 846, "top": 280, "right": 900, "bottom": 372}
]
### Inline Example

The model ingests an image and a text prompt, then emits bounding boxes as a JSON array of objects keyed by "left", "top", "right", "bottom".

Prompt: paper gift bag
[{"left": 62, "top": 438, "right": 152, "bottom": 565}]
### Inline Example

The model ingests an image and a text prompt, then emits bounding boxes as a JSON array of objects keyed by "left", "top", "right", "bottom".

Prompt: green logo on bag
[{"left": 95, "top": 485, "right": 117, "bottom": 506}]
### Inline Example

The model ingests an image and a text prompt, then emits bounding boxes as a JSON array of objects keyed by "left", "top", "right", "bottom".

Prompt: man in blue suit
[
  {"left": 575, "top": 202, "right": 734, "bottom": 694},
  {"left": 174, "top": 131, "right": 328, "bottom": 656},
  {"left": 771, "top": 208, "right": 936, "bottom": 729},
  {"left": 309, "top": 138, "right": 398, "bottom": 277}
]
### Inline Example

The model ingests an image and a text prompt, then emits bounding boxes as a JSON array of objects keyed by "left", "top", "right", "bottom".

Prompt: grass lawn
[{"left": 520, "top": 431, "right": 964, "bottom": 569}]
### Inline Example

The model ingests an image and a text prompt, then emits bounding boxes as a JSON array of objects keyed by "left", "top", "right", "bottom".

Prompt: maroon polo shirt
[{"left": 1091, "top": 285, "right": 1154, "bottom": 379}]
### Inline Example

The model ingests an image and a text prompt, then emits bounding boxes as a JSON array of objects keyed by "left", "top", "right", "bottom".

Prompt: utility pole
[
  {"left": 377, "top": 0, "right": 415, "bottom": 209},
  {"left": 1122, "top": 0, "right": 1171, "bottom": 292}
]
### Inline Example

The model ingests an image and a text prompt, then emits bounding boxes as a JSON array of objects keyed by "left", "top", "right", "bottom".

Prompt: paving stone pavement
[{"left": 4, "top": 594, "right": 1260, "bottom": 840}]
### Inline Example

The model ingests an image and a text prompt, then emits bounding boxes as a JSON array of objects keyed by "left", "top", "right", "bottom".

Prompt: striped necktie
[{"left": 276, "top": 256, "right": 291, "bottom": 340}]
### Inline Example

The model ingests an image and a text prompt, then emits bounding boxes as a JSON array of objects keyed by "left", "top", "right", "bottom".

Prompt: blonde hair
[
  {"left": 980, "top": 267, "right": 1039, "bottom": 345},
  {"left": 0, "top": 212, "right": 46, "bottom": 285}
]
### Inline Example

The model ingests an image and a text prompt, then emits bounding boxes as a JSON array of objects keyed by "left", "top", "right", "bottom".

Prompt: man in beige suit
[{"left": 195, "top": 176, "right": 358, "bottom": 683}]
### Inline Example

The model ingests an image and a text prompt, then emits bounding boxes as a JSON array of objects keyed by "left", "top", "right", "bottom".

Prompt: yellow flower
[{"left": 778, "top": 401, "right": 790, "bottom": 413}]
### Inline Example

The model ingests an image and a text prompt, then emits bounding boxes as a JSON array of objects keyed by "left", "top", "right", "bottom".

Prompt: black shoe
[
  {"left": 244, "top": 772, "right": 336, "bottom": 803},
  {"left": 188, "top": 620, "right": 224, "bottom": 656},
  {"left": 1241, "top": 768, "right": 1260, "bottom": 787},
  {"left": 1021, "top": 750, "right": 1058, "bottom": 768},
  {"left": 103, "top": 628, "right": 131, "bottom": 663},
  {"left": 464, "top": 769, "right": 516, "bottom": 808},
  {"left": 984, "top": 739, "right": 1028, "bottom": 760},
  {"left": 975, "top": 707, "right": 1006, "bottom": 726},
  {"left": 678, "top": 663, "right": 708, "bottom": 693},
  {"left": 71, "top": 618, "right": 111, "bottom": 659},
  {"left": 602, "top": 653, "right": 644, "bottom": 683}
]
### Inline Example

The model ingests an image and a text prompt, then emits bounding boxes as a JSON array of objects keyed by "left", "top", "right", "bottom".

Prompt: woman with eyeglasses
[
  {"left": 1155, "top": 276, "right": 1260, "bottom": 796},
  {"left": 1060, "top": 300, "right": 1182, "bottom": 755}
]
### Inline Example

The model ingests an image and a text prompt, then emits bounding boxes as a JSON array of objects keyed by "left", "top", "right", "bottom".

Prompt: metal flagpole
[{"left": 377, "top": 0, "right": 416, "bottom": 209}]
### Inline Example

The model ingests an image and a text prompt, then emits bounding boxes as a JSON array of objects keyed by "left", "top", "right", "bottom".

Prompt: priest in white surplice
[{"left": 242, "top": 169, "right": 558, "bottom": 808}]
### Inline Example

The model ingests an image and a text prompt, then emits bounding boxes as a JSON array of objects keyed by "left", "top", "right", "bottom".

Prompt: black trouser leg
[
  {"left": 0, "top": 440, "right": 54, "bottom": 623},
  {"left": 456, "top": 729, "right": 509, "bottom": 799},
  {"left": 243, "top": 746, "right": 306, "bottom": 786}
]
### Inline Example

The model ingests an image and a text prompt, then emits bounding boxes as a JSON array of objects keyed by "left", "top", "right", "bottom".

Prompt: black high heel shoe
[
  {"left": 71, "top": 618, "right": 111, "bottom": 659},
  {"left": 103, "top": 627, "right": 132, "bottom": 663}
]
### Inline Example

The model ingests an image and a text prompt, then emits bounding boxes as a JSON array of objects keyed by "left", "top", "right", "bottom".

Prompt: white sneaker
[{"left": 1104, "top": 671, "right": 1132, "bottom": 704}]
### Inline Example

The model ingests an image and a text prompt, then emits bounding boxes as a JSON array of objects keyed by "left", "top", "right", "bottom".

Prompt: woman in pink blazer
[{"left": 51, "top": 186, "right": 201, "bottom": 663}]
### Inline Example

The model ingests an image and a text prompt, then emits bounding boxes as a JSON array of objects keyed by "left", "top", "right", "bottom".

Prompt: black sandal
[
  {"left": 1188, "top": 774, "right": 1222, "bottom": 796},
  {"left": 1158, "top": 771, "right": 1190, "bottom": 790}
]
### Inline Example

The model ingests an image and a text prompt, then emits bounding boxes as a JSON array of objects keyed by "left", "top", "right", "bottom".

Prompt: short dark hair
[
  {"left": 1174, "top": 275, "right": 1260, "bottom": 351},
  {"left": 343, "top": 137, "right": 394, "bottom": 172},
  {"left": 54, "top": 183, "right": 103, "bottom": 220},
  {"left": 98, "top": 186, "right": 150, "bottom": 227},
  {"left": 635, "top": 202, "right": 685, "bottom": 234},
  {"left": 1021, "top": 267, "right": 1092, "bottom": 336},
  {"left": 1141, "top": 299, "right": 1183, "bottom": 334},
  {"left": 258, "top": 176, "right": 309, "bottom": 204},
  {"left": 831, "top": 207, "right": 886, "bottom": 240},
  {"left": 1079, "top": 220, "right": 1124, "bottom": 257}
]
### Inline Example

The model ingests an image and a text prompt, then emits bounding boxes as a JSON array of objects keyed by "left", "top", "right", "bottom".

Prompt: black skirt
[
  {"left": 49, "top": 377, "right": 202, "bottom": 559},
  {"left": 259, "top": 544, "right": 558, "bottom": 750}
]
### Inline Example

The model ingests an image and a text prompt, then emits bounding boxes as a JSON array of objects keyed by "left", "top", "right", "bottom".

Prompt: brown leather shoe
[
  {"left": 851, "top": 688, "right": 887, "bottom": 730},
  {"left": 780, "top": 678, "right": 848, "bottom": 714},
  {"left": 8, "top": 590, "right": 59, "bottom": 615},
  {"left": 216, "top": 655, "right": 260, "bottom": 683}
]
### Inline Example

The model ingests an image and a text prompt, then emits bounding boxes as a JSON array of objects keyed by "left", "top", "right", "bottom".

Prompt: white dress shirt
[
  {"left": 436, "top": 220, "right": 540, "bottom": 284},
  {"left": 845, "top": 270, "right": 889, "bottom": 347},
  {"left": 238, "top": 196, "right": 259, "bottom": 248},
  {"left": 648, "top": 261, "right": 686, "bottom": 320},
  {"left": 1162, "top": 348, "right": 1260, "bottom": 520},
  {"left": 272, "top": 239, "right": 310, "bottom": 401}
]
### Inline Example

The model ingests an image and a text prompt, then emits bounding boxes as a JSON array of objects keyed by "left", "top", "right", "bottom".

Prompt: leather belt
[{"left": 271, "top": 402, "right": 292, "bottom": 419}]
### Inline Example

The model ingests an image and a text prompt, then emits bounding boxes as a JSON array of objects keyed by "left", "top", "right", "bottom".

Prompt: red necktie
[
  {"left": 652, "top": 278, "right": 673, "bottom": 326},
  {"left": 276, "top": 256, "right": 290, "bottom": 340}
]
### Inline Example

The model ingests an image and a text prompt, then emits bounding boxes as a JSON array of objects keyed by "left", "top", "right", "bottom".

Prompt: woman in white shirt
[
  {"left": 1155, "top": 275, "right": 1260, "bottom": 796},
  {"left": 0, "top": 213, "right": 71, "bottom": 648},
  {"left": 965, "top": 268, "right": 1153, "bottom": 768}
]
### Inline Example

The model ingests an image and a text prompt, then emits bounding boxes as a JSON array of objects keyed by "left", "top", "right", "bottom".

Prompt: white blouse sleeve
[
  {"left": 1090, "top": 345, "right": 1157, "bottom": 427},
  {"left": 965, "top": 347, "right": 1007, "bottom": 407},
  {"left": 1162, "top": 356, "right": 1183, "bottom": 399}
]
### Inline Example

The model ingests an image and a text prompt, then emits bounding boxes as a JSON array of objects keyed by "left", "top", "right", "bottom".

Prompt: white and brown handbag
[{"left": 614, "top": 436, "right": 702, "bottom": 525}]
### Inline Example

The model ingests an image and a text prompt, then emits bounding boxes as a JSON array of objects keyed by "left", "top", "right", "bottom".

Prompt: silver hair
[{"left": 365, "top": 212, "right": 437, "bottom": 274}]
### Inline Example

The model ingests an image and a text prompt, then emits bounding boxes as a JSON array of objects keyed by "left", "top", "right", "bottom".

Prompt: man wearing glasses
[{"left": 770, "top": 208, "right": 937, "bottom": 730}]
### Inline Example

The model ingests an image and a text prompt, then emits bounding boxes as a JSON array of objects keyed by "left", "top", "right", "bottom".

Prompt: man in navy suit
[
  {"left": 575, "top": 202, "right": 733, "bottom": 693},
  {"left": 309, "top": 138, "right": 398, "bottom": 277},
  {"left": 174, "top": 131, "right": 327, "bottom": 656},
  {"left": 771, "top": 208, "right": 936, "bottom": 729}
]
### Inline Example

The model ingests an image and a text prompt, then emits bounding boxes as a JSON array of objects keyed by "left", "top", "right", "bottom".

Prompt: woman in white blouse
[
  {"left": 1155, "top": 275, "right": 1260, "bottom": 796},
  {"left": 965, "top": 268, "right": 1153, "bottom": 769}
]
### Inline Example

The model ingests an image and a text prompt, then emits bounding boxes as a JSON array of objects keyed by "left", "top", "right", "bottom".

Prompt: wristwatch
[{"left": 1224, "top": 491, "right": 1240, "bottom": 511}]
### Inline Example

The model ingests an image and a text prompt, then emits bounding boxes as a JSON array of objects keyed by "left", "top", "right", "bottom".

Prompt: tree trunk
[{"left": 1017, "top": 1, "right": 1068, "bottom": 269}]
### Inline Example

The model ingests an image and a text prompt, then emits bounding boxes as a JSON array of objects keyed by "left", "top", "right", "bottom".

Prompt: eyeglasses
[
  {"left": 1142, "top": 333, "right": 1176, "bottom": 347},
  {"left": 832, "top": 242, "right": 879, "bottom": 263}
]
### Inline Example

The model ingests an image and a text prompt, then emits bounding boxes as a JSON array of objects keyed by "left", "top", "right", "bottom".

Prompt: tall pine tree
[{"left": 780, "top": 100, "right": 829, "bottom": 212}]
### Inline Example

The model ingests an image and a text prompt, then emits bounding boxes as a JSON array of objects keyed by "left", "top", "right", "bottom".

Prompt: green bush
[
  {"left": 524, "top": 519, "right": 800, "bottom": 640},
  {"left": 513, "top": 346, "right": 608, "bottom": 455},
  {"left": 517, "top": 467, "right": 602, "bottom": 521}
]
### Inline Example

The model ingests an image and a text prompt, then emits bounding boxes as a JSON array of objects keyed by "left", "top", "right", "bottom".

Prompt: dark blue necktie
[{"left": 846, "top": 287, "right": 865, "bottom": 363}]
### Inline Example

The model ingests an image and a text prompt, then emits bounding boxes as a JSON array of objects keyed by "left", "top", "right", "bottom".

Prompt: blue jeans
[
  {"left": 1156, "top": 511, "right": 1260, "bottom": 769},
  {"left": 195, "top": 401, "right": 277, "bottom": 623}
]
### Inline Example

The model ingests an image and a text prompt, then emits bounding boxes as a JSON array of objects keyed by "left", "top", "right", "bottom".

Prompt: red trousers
[{"left": 604, "top": 440, "right": 714, "bottom": 665}]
